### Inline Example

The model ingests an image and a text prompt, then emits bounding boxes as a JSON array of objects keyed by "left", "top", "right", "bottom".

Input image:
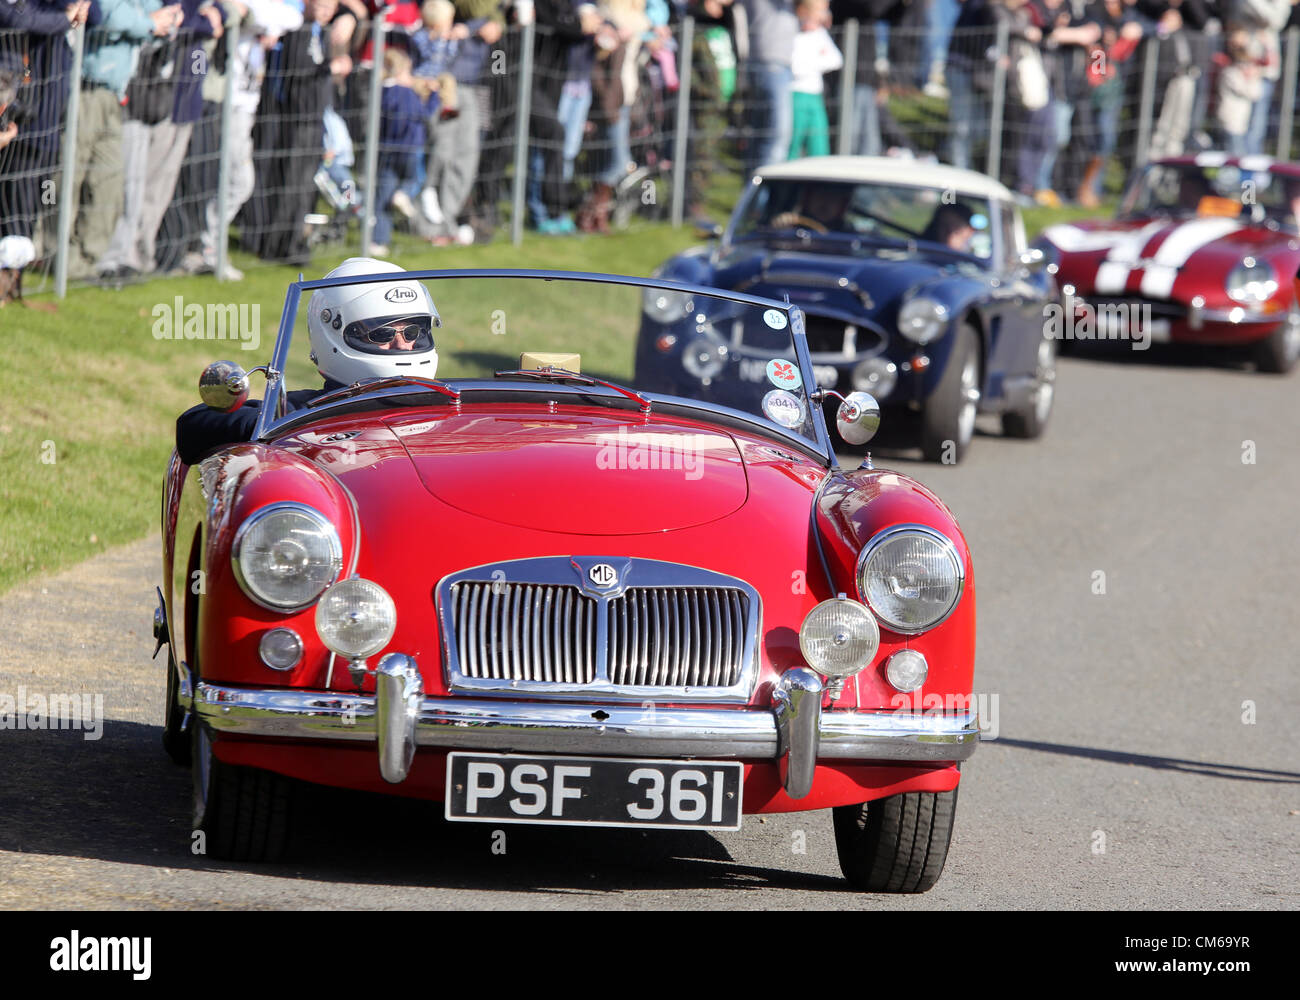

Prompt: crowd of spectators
[{"left": 0, "top": 0, "right": 1298, "bottom": 286}]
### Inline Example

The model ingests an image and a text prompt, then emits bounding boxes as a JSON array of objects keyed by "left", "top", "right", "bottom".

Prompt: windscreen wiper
[{"left": 494, "top": 367, "right": 653, "bottom": 414}]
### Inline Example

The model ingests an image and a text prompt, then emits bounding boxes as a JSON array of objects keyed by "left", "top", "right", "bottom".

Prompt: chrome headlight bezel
[
  {"left": 1225, "top": 258, "right": 1278, "bottom": 305},
  {"left": 897, "top": 296, "right": 949, "bottom": 345},
  {"left": 232, "top": 502, "right": 343, "bottom": 612},
  {"left": 856, "top": 524, "right": 965, "bottom": 635}
]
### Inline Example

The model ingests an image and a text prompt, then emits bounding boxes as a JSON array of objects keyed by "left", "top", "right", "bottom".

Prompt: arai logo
[
  {"left": 588, "top": 564, "right": 618, "bottom": 588},
  {"left": 384, "top": 286, "right": 418, "bottom": 304}
]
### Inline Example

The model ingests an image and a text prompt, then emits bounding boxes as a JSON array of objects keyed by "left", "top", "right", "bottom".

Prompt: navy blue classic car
[{"left": 637, "top": 157, "right": 1060, "bottom": 462}]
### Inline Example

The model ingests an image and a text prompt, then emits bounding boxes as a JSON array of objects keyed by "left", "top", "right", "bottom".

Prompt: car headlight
[
  {"left": 897, "top": 296, "right": 949, "bottom": 345},
  {"left": 798, "top": 597, "right": 880, "bottom": 679},
  {"left": 1226, "top": 258, "right": 1277, "bottom": 305},
  {"left": 315, "top": 577, "right": 397, "bottom": 661},
  {"left": 682, "top": 336, "right": 729, "bottom": 379},
  {"left": 852, "top": 357, "right": 898, "bottom": 398},
  {"left": 643, "top": 287, "right": 692, "bottom": 324},
  {"left": 857, "top": 525, "right": 964, "bottom": 634},
  {"left": 232, "top": 503, "right": 342, "bottom": 611}
]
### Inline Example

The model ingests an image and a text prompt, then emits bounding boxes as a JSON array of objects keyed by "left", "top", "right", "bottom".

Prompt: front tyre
[
  {"left": 832, "top": 788, "right": 958, "bottom": 893},
  {"left": 920, "top": 325, "right": 980, "bottom": 463},
  {"left": 1253, "top": 311, "right": 1300, "bottom": 374},
  {"left": 192, "top": 724, "right": 293, "bottom": 862},
  {"left": 1002, "top": 334, "right": 1057, "bottom": 438}
]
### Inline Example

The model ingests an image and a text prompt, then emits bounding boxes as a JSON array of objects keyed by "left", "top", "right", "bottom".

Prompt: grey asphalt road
[{"left": 1, "top": 341, "right": 1297, "bottom": 910}]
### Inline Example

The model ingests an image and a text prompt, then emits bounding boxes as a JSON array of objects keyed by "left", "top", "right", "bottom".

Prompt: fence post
[
  {"left": 836, "top": 19, "right": 859, "bottom": 156},
  {"left": 985, "top": 19, "right": 1008, "bottom": 181},
  {"left": 510, "top": 21, "right": 535, "bottom": 247},
  {"left": 361, "top": 15, "right": 387, "bottom": 255},
  {"left": 1134, "top": 36, "right": 1158, "bottom": 168},
  {"left": 54, "top": 23, "right": 85, "bottom": 299},
  {"left": 214, "top": 25, "right": 237, "bottom": 282},
  {"left": 1277, "top": 28, "right": 1299, "bottom": 161},
  {"left": 670, "top": 16, "right": 695, "bottom": 228}
]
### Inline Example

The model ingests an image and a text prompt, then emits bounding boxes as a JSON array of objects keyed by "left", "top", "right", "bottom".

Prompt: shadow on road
[
  {"left": 0, "top": 720, "right": 847, "bottom": 896},
  {"left": 997, "top": 738, "right": 1300, "bottom": 784}
]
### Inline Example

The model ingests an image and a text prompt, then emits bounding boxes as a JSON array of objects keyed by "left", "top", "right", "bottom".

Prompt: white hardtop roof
[{"left": 755, "top": 156, "right": 1017, "bottom": 203}]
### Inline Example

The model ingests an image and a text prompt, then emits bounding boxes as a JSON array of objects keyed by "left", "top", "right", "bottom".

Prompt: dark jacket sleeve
[
  {"left": 175, "top": 385, "right": 339, "bottom": 465},
  {"left": 0, "top": 0, "right": 77, "bottom": 34}
]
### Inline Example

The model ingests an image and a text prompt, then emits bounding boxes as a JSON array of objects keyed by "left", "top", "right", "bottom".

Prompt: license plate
[{"left": 445, "top": 753, "right": 744, "bottom": 831}]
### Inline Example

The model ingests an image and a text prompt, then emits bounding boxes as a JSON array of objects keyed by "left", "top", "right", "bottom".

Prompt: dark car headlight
[
  {"left": 232, "top": 503, "right": 342, "bottom": 611},
  {"left": 898, "top": 296, "right": 949, "bottom": 345},
  {"left": 643, "top": 287, "right": 693, "bottom": 324},
  {"left": 1226, "top": 259, "right": 1277, "bottom": 306}
]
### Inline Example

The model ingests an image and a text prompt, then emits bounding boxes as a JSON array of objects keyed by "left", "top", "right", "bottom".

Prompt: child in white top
[{"left": 789, "top": 0, "right": 843, "bottom": 158}]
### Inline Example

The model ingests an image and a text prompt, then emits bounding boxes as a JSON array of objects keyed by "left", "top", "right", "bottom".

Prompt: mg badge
[{"left": 588, "top": 564, "right": 618, "bottom": 588}]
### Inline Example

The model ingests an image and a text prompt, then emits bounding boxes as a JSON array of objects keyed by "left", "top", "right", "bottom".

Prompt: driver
[
  {"left": 770, "top": 182, "right": 853, "bottom": 232},
  {"left": 1176, "top": 170, "right": 1214, "bottom": 213},
  {"left": 175, "top": 257, "right": 440, "bottom": 465},
  {"left": 920, "top": 203, "right": 977, "bottom": 253}
]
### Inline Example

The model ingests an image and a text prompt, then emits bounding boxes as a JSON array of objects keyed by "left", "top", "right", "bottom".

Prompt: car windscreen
[
  {"left": 733, "top": 178, "right": 995, "bottom": 260},
  {"left": 278, "top": 273, "right": 825, "bottom": 451},
  {"left": 1121, "top": 163, "right": 1300, "bottom": 230}
]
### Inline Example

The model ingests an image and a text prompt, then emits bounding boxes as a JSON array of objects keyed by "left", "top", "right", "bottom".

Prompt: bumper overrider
[{"left": 193, "top": 656, "right": 980, "bottom": 799}]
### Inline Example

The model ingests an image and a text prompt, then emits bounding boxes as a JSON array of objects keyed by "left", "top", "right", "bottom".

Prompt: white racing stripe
[
  {"left": 1093, "top": 222, "right": 1166, "bottom": 294},
  {"left": 1137, "top": 217, "right": 1242, "bottom": 298}
]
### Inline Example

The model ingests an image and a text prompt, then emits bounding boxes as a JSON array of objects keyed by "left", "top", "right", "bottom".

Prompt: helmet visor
[{"left": 342, "top": 314, "right": 436, "bottom": 355}]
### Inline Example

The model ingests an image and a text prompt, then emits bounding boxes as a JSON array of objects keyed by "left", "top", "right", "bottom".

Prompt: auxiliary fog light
[
  {"left": 798, "top": 597, "right": 880, "bottom": 679},
  {"left": 885, "top": 649, "right": 928, "bottom": 693},
  {"left": 315, "top": 577, "right": 397, "bottom": 663},
  {"left": 259, "top": 628, "right": 303, "bottom": 671}
]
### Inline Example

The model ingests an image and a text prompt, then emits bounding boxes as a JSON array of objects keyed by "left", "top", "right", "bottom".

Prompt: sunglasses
[{"left": 361, "top": 321, "right": 429, "bottom": 346}]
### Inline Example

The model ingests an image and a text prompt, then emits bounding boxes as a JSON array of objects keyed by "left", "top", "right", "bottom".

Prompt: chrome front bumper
[{"left": 194, "top": 655, "right": 979, "bottom": 798}]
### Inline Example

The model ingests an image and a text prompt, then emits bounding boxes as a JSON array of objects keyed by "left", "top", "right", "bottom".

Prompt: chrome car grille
[
  {"left": 606, "top": 587, "right": 747, "bottom": 689},
  {"left": 450, "top": 582, "right": 598, "bottom": 684},
  {"left": 438, "top": 557, "right": 760, "bottom": 701}
]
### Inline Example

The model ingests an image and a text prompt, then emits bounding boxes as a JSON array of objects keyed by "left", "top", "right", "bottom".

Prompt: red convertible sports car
[
  {"left": 1036, "top": 154, "right": 1300, "bottom": 373},
  {"left": 156, "top": 265, "right": 979, "bottom": 893}
]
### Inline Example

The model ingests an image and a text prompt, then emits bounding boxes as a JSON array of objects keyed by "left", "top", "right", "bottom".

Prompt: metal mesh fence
[{"left": 2, "top": 10, "right": 1299, "bottom": 299}]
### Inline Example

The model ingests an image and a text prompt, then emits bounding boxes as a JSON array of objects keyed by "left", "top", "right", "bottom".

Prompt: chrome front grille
[
  {"left": 438, "top": 557, "right": 760, "bottom": 702},
  {"left": 606, "top": 588, "right": 747, "bottom": 689},
  {"left": 451, "top": 582, "right": 597, "bottom": 684}
]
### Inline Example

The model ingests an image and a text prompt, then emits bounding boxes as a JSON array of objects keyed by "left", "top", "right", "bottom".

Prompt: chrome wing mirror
[
  {"left": 199, "top": 360, "right": 278, "bottom": 412},
  {"left": 835, "top": 391, "right": 881, "bottom": 446},
  {"left": 812, "top": 387, "right": 881, "bottom": 446}
]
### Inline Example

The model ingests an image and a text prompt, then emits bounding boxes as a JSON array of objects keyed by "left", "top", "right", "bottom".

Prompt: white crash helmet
[{"left": 307, "top": 257, "right": 440, "bottom": 384}]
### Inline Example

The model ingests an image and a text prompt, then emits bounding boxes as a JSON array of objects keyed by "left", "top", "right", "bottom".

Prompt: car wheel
[
  {"left": 832, "top": 788, "right": 958, "bottom": 893},
  {"left": 1253, "top": 311, "right": 1300, "bottom": 374},
  {"left": 1002, "top": 334, "right": 1057, "bottom": 439},
  {"left": 920, "top": 325, "right": 979, "bottom": 463},
  {"left": 161, "top": 650, "right": 191, "bottom": 766},
  {"left": 191, "top": 723, "right": 293, "bottom": 862}
]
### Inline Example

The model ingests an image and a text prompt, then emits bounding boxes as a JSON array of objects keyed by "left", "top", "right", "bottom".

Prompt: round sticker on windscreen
[
  {"left": 766, "top": 358, "right": 803, "bottom": 390},
  {"left": 763, "top": 309, "right": 788, "bottom": 330},
  {"left": 763, "top": 389, "right": 807, "bottom": 428}
]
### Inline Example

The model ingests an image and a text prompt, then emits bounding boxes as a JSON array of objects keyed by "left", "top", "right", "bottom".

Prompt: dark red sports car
[{"left": 1036, "top": 155, "right": 1300, "bottom": 373}]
